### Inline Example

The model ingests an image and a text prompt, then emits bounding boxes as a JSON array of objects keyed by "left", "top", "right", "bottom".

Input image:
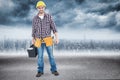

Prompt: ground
[{"left": 0, "top": 51, "right": 120, "bottom": 80}]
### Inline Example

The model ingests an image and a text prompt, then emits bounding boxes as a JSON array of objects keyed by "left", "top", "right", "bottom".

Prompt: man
[{"left": 32, "top": 1, "right": 59, "bottom": 77}]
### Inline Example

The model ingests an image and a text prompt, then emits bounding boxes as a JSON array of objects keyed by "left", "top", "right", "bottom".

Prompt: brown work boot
[
  {"left": 52, "top": 71, "right": 59, "bottom": 76},
  {"left": 36, "top": 72, "right": 44, "bottom": 77}
]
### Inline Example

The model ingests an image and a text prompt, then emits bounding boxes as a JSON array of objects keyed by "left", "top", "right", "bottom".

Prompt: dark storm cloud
[
  {"left": 0, "top": 0, "right": 14, "bottom": 24},
  {"left": 0, "top": 0, "right": 120, "bottom": 32},
  {"left": 75, "top": 0, "right": 85, "bottom": 4},
  {"left": 83, "top": 0, "right": 120, "bottom": 15},
  {"left": 51, "top": 0, "right": 120, "bottom": 31},
  {"left": 12, "top": 1, "right": 30, "bottom": 17},
  {"left": 0, "top": 0, "right": 38, "bottom": 25}
]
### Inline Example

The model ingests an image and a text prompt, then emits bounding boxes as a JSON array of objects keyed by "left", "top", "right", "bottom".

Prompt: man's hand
[
  {"left": 32, "top": 38, "right": 35, "bottom": 44},
  {"left": 55, "top": 38, "right": 59, "bottom": 44},
  {"left": 54, "top": 32, "right": 59, "bottom": 44}
]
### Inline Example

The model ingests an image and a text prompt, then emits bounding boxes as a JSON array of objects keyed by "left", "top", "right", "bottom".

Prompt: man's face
[{"left": 37, "top": 6, "right": 45, "bottom": 14}]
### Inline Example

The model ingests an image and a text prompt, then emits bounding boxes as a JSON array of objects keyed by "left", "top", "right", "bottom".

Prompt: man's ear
[
  {"left": 44, "top": 7, "right": 46, "bottom": 10},
  {"left": 37, "top": 8, "right": 39, "bottom": 11}
]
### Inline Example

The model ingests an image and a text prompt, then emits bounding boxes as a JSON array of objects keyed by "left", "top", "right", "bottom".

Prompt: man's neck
[{"left": 38, "top": 12, "right": 45, "bottom": 16}]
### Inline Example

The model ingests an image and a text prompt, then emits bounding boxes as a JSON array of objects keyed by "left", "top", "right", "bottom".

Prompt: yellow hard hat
[{"left": 36, "top": 1, "right": 46, "bottom": 8}]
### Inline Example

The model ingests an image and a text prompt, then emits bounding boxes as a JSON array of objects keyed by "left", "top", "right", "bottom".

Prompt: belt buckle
[{"left": 41, "top": 38, "right": 44, "bottom": 43}]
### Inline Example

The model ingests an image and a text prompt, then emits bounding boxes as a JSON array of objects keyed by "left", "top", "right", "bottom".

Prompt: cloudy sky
[{"left": 0, "top": 0, "right": 120, "bottom": 40}]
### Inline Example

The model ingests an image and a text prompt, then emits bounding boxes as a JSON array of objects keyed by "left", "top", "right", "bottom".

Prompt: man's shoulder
[
  {"left": 45, "top": 13, "right": 52, "bottom": 17},
  {"left": 33, "top": 15, "right": 38, "bottom": 19}
]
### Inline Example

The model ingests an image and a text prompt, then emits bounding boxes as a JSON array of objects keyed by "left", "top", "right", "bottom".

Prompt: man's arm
[
  {"left": 54, "top": 32, "right": 59, "bottom": 44},
  {"left": 50, "top": 15, "right": 59, "bottom": 44},
  {"left": 32, "top": 17, "right": 36, "bottom": 44}
]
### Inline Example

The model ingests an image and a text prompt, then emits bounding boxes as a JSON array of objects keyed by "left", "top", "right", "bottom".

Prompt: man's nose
[{"left": 40, "top": 8, "right": 43, "bottom": 10}]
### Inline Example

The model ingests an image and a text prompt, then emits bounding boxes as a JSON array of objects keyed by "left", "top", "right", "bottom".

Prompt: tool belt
[{"left": 34, "top": 36, "right": 53, "bottom": 47}]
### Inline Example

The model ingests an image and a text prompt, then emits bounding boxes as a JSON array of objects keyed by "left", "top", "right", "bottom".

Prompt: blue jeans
[{"left": 37, "top": 43, "right": 57, "bottom": 73}]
